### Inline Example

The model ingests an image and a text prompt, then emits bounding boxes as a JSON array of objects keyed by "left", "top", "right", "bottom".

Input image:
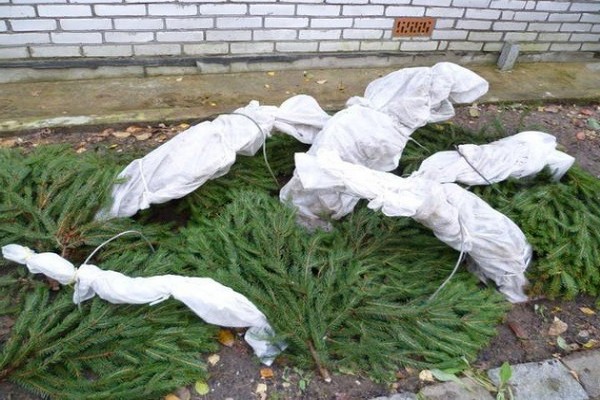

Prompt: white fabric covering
[
  {"left": 280, "top": 62, "right": 489, "bottom": 221},
  {"left": 2, "top": 244, "right": 284, "bottom": 364},
  {"left": 412, "top": 131, "right": 575, "bottom": 185},
  {"left": 98, "top": 95, "right": 330, "bottom": 220},
  {"left": 295, "top": 150, "right": 531, "bottom": 303}
]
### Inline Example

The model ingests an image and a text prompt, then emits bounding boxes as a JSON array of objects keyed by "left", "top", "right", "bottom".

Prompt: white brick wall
[{"left": 0, "top": 0, "right": 597, "bottom": 65}]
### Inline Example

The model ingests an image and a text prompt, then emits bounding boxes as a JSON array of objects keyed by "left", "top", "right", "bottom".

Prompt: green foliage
[{"left": 180, "top": 191, "right": 508, "bottom": 381}]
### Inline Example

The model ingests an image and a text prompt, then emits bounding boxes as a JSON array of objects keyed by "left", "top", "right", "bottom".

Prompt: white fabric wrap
[
  {"left": 98, "top": 95, "right": 330, "bottom": 220},
  {"left": 295, "top": 151, "right": 531, "bottom": 303},
  {"left": 413, "top": 131, "right": 575, "bottom": 185},
  {"left": 280, "top": 62, "right": 489, "bottom": 221},
  {"left": 2, "top": 244, "right": 284, "bottom": 365}
]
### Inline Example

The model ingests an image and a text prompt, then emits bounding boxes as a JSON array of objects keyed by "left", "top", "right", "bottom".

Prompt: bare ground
[{"left": 1, "top": 101, "right": 599, "bottom": 400}]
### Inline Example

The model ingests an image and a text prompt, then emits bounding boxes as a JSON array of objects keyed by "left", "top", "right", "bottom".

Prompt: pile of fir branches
[{"left": 1, "top": 122, "right": 599, "bottom": 398}]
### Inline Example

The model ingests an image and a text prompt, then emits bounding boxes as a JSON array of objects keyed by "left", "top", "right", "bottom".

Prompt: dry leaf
[
  {"left": 267, "top": 71, "right": 275, "bottom": 76},
  {"left": 508, "top": 321, "right": 528, "bottom": 339},
  {"left": 256, "top": 383, "right": 268, "bottom": 400},
  {"left": 580, "top": 108, "right": 594, "bottom": 116},
  {"left": 264, "top": 84, "right": 271, "bottom": 89},
  {"left": 217, "top": 329, "right": 235, "bottom": 347},
  {"left": 134, "top": 132, "right": 152, "bottom": 141},
  {"left": 569, "top": 369, "right": 580, "bottom": 382},
  {"left": 109, "top": 144, "right": 119, "bottom": 149},
  {"left": 126, "top": 125, "right": 144, "bottom": 134},
  {"left": 76, "top": 147, "right": 87, "bottom": 154},
  {"left": 468, "top": 106, "right": 480, "bottom": 118},
  {"left": 176, "top": 387, "right": 191, "bottom": 400},
  {"left": 175, "top": 77, "right": 183, "bottom": 82},
  {"left": 583, "top": 339, "right": 598, "bottom": 349},
  {"left": 210, "top": 102, "right": 217, "bottom": 107},
  {"left": 418, "top": 370, "right": 435, "bottom": 382},
  {"left": 544, "top": 105, "right": 560, "bottom": 113},
  {"left": 580, "top": 307, "right": 596, "bottom": 315},
  {"left": 316, "top": 79, "right": 328, "bottom": 85},
  {"left": 164, "top": 394, "right": 180, "bottom": 400},
  {"left": 194, "top": 380, "right": 209, "bottom": 395},
  {"left": 260, "top": 367, "right": 274, "bottom": 379},
  {"left": 548, "top": 316, "right": 568, "bottom": 336},
  {"left": 178, "top": 123, "right": 190, "bottom": 130},
  {"left": 111, "top": 131, "right": 131, "bottom": 139},
  {"left": 207, "top": 354, "right": 220, "bottom": 366},
  {"left": 576, "top": 131, "right": 587, "bottom": 140}
]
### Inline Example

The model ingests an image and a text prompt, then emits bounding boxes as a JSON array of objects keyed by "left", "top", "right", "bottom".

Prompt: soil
[{"left": 1, "top": 101, "right": 599, "bottom": 400}]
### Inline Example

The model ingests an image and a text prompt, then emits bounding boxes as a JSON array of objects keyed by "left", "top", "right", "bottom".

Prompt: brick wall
[{"left": 0, "top": 0, "right": 598, "bottom": 72}]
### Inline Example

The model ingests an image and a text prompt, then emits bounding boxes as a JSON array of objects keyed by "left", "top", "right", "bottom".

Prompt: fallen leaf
[
  {"left": 264, "top": 84, "right": 271, "bottom": 89},
  {"left": 580, "top": 108, "right": 594, "bottom": 116},
  {"left": 210, "top": 102, "right": 217, "bottom": 107},
  {"left": 194, "top": 380, "right": 209, "bottom": 396},
  {"left": 508, "top": 321, "right": 528, "bottom": 339},
  {"left": 176, "top": 387, "right": 191, "bottom": 400},
  {"left": 580, "top": 307, "right": 596, "bottom": 315},
  {"left": 575, "top": 131, "right": 587, "bottom": 141},
  {"left": 207, "top": 354, "right": 220, "bottom": 366},
  {"left": 418, "top": 369, "right": 435, "bottom": 382},
  {"left": 100, "top": 128, "right": 114, "bottom": 137},
  {"left": 556, "top": 336, "right": 569, "bottom": 351},
  {"left": 468, "top": 106, "right": 480, "bottom": 118},
  {"left": 178, "top": 123, "right": 190, "bottom": 130},
  {"left": 109, "top": 144, "right": 119, "bottom": 149},
  {"left": 260, "top": 367, "right": 274, "bottom": 379},
  {"left": 134, "top": 132, "right": 152, "bottom": 141},
  {"left": 267, "top": 71, "right": 275, "bottom": 76},
  {"left": 583, "top": 339, "right": 598, "bottom": 349},
  {"left": 76, "top": 147, "right": 87, "bottom": 154},
  {"left": 588, "top": 118, "right": 600, "bottom": 130},
  {"left": 430, "top": 369, "right": 461, "bottom": 384},
  {"left": 217, "top": 329, "right": 235, "bottom": 347},
  {"left": 164, "top": 394, "right": 180, "bottom": 400},
  {"left": 46, "top": 277, "right": 60, "bottom": 291},
  {"left": 175, "top": 77, "right": 183, "bottom": 82},
  {"left": 111, "top": 131, "right": 131, "bottom": 139},
  {"left": 548, "top": 316, "right": 568, "bottom": 336},
  {"left": 126, "top": 125, "right": 144, "bottom": 134},
  {"left": 316, "top": 79, "right": 328, "bottom": 85},
  {"left": 338, "top": 82, "right": 345, "bottom": 91},
  {"left": 255, "top": 383, "right": 267, "bottom": 395},
  {"left": 544, "top": 105, "right": 560, "bottom": 113},
  {"left": 569, "top": 369, "right": 580, "bottom": 382}
]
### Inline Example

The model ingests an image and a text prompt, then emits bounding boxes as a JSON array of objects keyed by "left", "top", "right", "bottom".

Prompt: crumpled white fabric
[
  {"left": 295, "top": 150, "right": 531, "bottom": 303},
  {"left": 412, "top": 131, "right": 575, "bottom": 184},
  {"left": 280, "top": 62, "right": 489, "bottom": 221},
  {"left": 98, "top": 95, "right": 330, "bottom": 219},
  {"left": 2, "top": 244, "right": 284, "bottom": 364}
]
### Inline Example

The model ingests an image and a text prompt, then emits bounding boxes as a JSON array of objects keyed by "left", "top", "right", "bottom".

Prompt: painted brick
[
  {"left": 431, "top": 29, "right": 468, "bottom": 40},
  {"left": 360, "top": 40, "right": 400, "bottom": 51},
  {"left": 311, "top": 17, "right": 352, "bottom": 28},
  {"left": 124, "top": 0, "right": 166, "bottom": 3},
  {"left": 199, "top": 4, "right": 246, "bottom": 15},
  {"left": 0, "top": 46, "right": 28, "bottom": 58},
  {"left": 148, "top": 4, "right": 196, "bottom": 16},
  {"left": 249, "top": 4, "right": 294, "bottom": 15},
  {"left": 525, "top": 0, "right": 535, "bottom": 10},
  {"left": 570, "top": 33, "right": 600, "bottom": 41},
  {"left": 581, "top": 13, "right": 600, "bottom": 23},
  {"left": 319, "top": 40, "right": 359, "bottom": 51},
  {"left": 298, "top": 29, "right": 341, "bottom": 39},
  {"left": 253, "top": 29, "right": 296, "bottom": 40},
  {"left": 452, "top": 0, "right": 490, "bottom": 7},
  {"left": 456, "top": 19, "right": 491, "bottom": 30},
  {"left": 95, "top": 5, "right": 145, "bottom": 16},
  {"left": 114, "top": 18, "right": 164, "bottom": 30},
  {"left": 52, "top": 32, "right": 101, "bottom": 43},
  {"left": 519, "top": 42, "right": 549, "bottom": 51},
  {"left": 275, "top": 41, "right": 318, "bottom": 52},
  {"left": 368, "top": 0, "right": 411, "bottom": 3},
  {"left": 550, "top": 42, "right": 582, "bottom": 51},
  {"left": 426, "top": 7, "right": 464, "bottom": 17},
  {"left": 31, "top": 45, "right": 80, "bottom": 57},
  {"left": 353, "top": 18, "right": 392, "bottom": 29},
  {"left": 514, "top": 11, "right": 548, "bottom": 21},
  {"left": 342, "top": 5, "right": 383, "bottom": 15},
  {"left": 448, "top": 41, "right": 483, "bottom": 50},
  {"left": 504, "top": 31, "right": 537, "bottom": 40},
  {"left": 493, "top": 21, "right": 527, "bottom": 30},
  {"left": 570, "top": 2, "right": 600, "bottom": 12},
  {"left": 12, "top": 0, "right": 66, "bottom": 3},
  {"left": 582, "top": 43, "right": 600, "bottom": 51},
  {"left": 435, "top": 18, "right": 454, "bottom": 29},
  {"left": 386, "top": 6, "right": 425, "bottom": 17},
  {"left": 165, "top": 18, "right": 214, "bottom": 29},
  {"left": 528, "top": 22, "right": 560, "bottom": 32},
  {"left": 342, "top": 29, "right": 382, "bottom": 39},
  {"left": 483, "top": 42, "right": 503, "bottom": 51},
  {"left": 297, "top": 5, "right": 340, "bottom": 16},
  {"left": 70, "top": 0, "right": 121, "bottom": 3},
  {"left": 548, "top": 13, "right": 581, "bottom": 22},
  {"left": 501, "top": 10, "right": 515, "bottom": 19},
  {"left": 561, "top": 23, "right": 592, "bottom": 32},
  {"left": 157, "top": 31, "right": 203, "bottom": 41},
  {"left": 230, "top": 41, "right": 274, "bottom": 53},
  {"left": 183, "top": 43, "right": 228, "bottom": 55},
  {"left": 0, "top": 5, "right": 35, "bottom": 17},
  {"left": 538, "top": 32, "right": 570, "bottom": 41},
  {"left": 105, "top": 31, "right": 154, "bottom": 42},
  {"left": 265, "top": 17, "right": 309, "bottom": 28},
  {"left": 465, "top": 9, "right": 500, "bottom": 19},
  {"left": 134, "top": 43, "right": 181, "bottom": 55},
  {"left": 217, "top": 17, "right": 262, "bottom": 28},
  {"left": 400, "top": 40, "right": 438, "bottom": 51},
  {"left": 535, "top": 1, "right": 570, "bottom": 11},
  {"left": 83, "top": 45, "right": 133, "bottom": 56},
  {"left": 38, "top": 4, "right": 91, "bottom": 16},
  {"left": 205, "top": 29, "right": 252, "bottom": 41},
  {"left": 593, "top": 24, "right": 600, "bottom": 33},
  {"left": 326, "top": 0, "right": 368, "bottom": 3},
  {"left": 10, "top": 19, "right": 56, "bottom": 31},
  {"left": 415, "top": 0, "right": 451, "bottom": 5},
  {"left": 489, "top": 0, "right": 526, "bottom": 10},
  {"left": 0, "top": 20, "right": 5, "bottom": 31},
  {"left": 468, "top": 31, "right": 503, "bottom": 41},
  {"left": 60, "top": 18, "right": 112, "bottom": 30},
  {"left": 0, "top": 32, "right": 49, "bottom": 45}
]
